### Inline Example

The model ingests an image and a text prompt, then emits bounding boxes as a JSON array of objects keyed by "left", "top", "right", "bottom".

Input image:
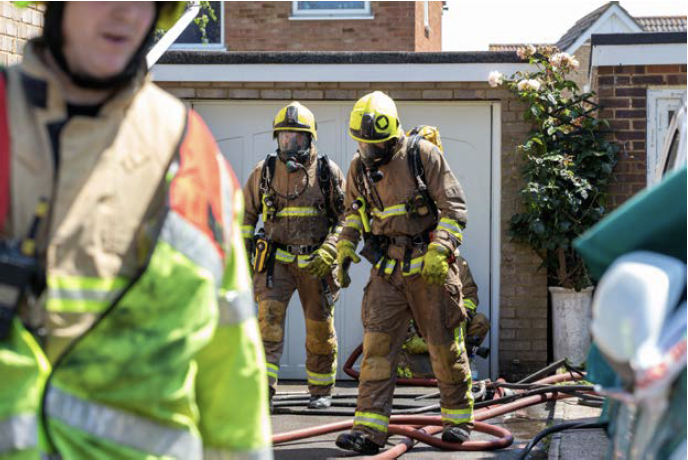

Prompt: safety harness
[
  {"left": 351, "top": 134, "right": 442, "bottom": 276},
  {"left": 256, "top": 152, "right": 345, "bottom": 287}
]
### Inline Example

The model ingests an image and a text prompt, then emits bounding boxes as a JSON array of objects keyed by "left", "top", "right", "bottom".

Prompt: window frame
[
  {"left": 290, "top": 1, "right": 373, "bottom": 20},
  {"left": 169, "top": 1, "right": 225, "bottom": 51}
]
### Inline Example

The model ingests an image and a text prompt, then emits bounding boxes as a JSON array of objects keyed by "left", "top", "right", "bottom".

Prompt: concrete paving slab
[{"left": 548, "top": 398, "right": 608, "bottom": 460}]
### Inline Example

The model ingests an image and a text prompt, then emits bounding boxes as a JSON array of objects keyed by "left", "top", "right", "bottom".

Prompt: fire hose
[{"left": 273, "top": 348, "right": 595, "bottom": 458}]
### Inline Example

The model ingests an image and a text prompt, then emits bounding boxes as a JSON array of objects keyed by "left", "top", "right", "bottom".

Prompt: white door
[
  {"left": 193, "top": 101, "right": 498, "bottom": 379},
  {"left": 647, "top": 89, "right": 687, "bottom": 186}
]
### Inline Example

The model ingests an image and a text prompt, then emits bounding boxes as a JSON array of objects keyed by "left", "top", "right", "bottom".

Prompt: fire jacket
[
  {"left": 340, "top": 135, "right": 468, "bottom": 271},
  {"left": 0, "top": 42, "right": 271, "bottom": 460},
  {"left": 242, "top": 147, "right": 345, "bottom": 262}
]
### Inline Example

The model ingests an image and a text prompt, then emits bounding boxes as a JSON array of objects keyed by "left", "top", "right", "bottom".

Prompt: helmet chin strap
[{"left": 42, "top": 2, "right": 159, "bottom": 91}]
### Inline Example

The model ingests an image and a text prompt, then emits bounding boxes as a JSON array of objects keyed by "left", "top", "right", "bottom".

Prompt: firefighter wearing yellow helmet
[
  {"left": 0, "top": 2, "right": 271, "bottom": 458},
  {"left": 335, "top": 91, "right": 474, "bottom": 454},
  {"left": 242, "top": 102, "right": 347, "bottom": 411}
]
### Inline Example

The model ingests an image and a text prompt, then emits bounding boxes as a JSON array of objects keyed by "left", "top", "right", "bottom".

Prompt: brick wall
[
  {"left": 414, "top": 1, "right": 442, "bottom": 52},
  {"left": 595, "top": 64, "right": 687, "bottom": 208},
  {"left": 157, "top": 79, "right": 546, "bottom": 377},
  {"left": 224, "top": 1, "right": 442, "bottom": 52},
  {"left": 0, "top": 2, "right": 43, "bottom": 67}
]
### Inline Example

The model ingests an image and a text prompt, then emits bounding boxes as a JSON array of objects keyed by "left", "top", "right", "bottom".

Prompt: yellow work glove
[
  {"left": 336, "top": 240, "right": 361, "bottom": 288},
  {"left": 306, "top": 243, "right": 337, "bottom": 279},
  {"left": 421, "top": 243, "right": 450, "bottom": 286}
]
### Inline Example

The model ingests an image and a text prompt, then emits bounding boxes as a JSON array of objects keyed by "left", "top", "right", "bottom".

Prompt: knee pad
[
  {"left": 258, "top": 300, "right": 287, "bottom": 342},
  {"left": 305, "top": 318, "right": 337, "bottom": 355},
  {"left": 360, "top": 332, "right": 392, "bottom": 381}
]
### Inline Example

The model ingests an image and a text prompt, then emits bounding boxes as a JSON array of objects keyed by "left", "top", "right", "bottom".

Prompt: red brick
[
  {"left": 598, "top": 76, "right": 614, "bottom": 87},
  {"left": 610, "top": 120, "right": 630, "bottom": 130},
  {"left": 632, "top": 75, "right": 665, "bottom": 85},
  {"left": 632, "top": 141, "right": 646, "bottom": 151},
  {"left": 615, "top": 87, "right": 646, "bottom": 97},
  {"left": 646, "top": 64, "right": 682, "bottom": 74},
  {"left": 615, "top": 130, "right": 645, "bottom": 140},
  {"left": 614, "top": 65, "right": 645, "bottom": 74},
  {"left": 617, "top": 109, "right": 647, "bottom": 119},
  {"left": 597, "top": 87, "right": 614, "bottom": 97},
  {"left": 631, "top": 98, "right": 647, "bottom": 109},
  {"left": 599, "top": 98, "right": 630, "bottom": 109},
  {"left": 597, "top": 67, "right": 614, "bottom": 75},
  {"left": 632, "top": 120, "right": 646, "bottom": 130},
  {"left": 667, "top": 74, "right": 687, "bottom": 85},
  {"left": 615, "top": 76, "right": 631, "bottom": 85}
]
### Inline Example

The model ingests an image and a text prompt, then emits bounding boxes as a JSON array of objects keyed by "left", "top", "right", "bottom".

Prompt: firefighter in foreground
[
  {"left": 335, "top": 91, "right": 474, "bottom": 454},
  {"left": 0, "top": 2, "right": 270, "bottom": 458},
  {"left": 242, "top": 102, "right": 346, "bottom": 410}
]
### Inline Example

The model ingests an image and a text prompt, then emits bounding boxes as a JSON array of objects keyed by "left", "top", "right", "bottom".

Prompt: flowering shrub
[{"left": 490, "top": 46, "right": 619, "bottom": 290}]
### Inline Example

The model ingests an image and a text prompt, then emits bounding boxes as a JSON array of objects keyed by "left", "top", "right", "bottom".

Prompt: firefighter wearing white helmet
[
  {"left": 0, "top": 2, "right": 271, "bottom": 458},
  {"left": 242, "top": 102, "right": 347, "bottom": 411},
  {"left": 335, "top": 91, "right": 473, "bottom": 454}
]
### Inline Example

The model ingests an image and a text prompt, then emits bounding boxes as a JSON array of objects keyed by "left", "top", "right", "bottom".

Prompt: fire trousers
[
  {"left": 254, "top": 260, "right": 340, "bottom": 396},
  {"left": 352, "top": 261, "right": 474, "bottom": 446}
]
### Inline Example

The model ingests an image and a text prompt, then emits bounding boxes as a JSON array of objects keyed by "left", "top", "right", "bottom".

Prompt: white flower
[
  {"left": 571, "top": 58, "right": 580, "bottom": 71},
  {"left": 526, "top": 79, "right": 541, "bottom": 91},
  {"left": 516, "top": 44, "right": 537, "bottom": 60},
  {"left": 550, "top": 53, "right": 564, "bottom": 69},
  {"left": 517, "top": 79, "right": 528, "bottom": 91},
  {"left": 488, "top": 71, "right": 504, "bottom": 87},
  {"left": 550, "top": 52, "right": 579, "bottom": 72}
]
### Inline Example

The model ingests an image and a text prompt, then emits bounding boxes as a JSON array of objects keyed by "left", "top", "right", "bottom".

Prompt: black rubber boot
[
  {"left": 307, "top": 395, "right": 332, "bottom": 409},
  {"left": 441, "top": 425, "right": 471, "bottom": 443},
  {"left": 335, "top": 432, "right": 381, "bottom": 455}
]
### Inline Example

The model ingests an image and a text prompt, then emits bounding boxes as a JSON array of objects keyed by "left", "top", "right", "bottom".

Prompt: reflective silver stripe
[
  {"left": 216, "top": 153, "right": 234, "bottom": 251},
  {"left": 0, "top": 413, "right": 37, "bottom": 453},
  {"left": 161, "top": 211, "right": 224, "bottom": 288},
  {"left": 204, "top": 445, "right": 273, "bottom": 460},
  {"left": 218, "top": 289, "right": 255, "bottom": 325},
  {"left": 49, "top": 288, "right": 121, "bottom": 302},
  {"left": 46, "top": 386, "right": 202, "bottom": 459}
]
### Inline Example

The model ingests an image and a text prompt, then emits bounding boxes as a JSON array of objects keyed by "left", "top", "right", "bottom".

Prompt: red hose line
[{"left": 343, "top": 344, "right": 439, "bottom": 386}]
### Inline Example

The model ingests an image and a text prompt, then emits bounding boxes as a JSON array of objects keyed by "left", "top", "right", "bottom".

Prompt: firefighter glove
[
  {"left": 421, "top": 243, "right": 450, "bottom": 286},
  {"left": 306, "top": 243, "right": 337, "bottom": 279},
  {"left": 336, "top": 240, "right": 360, "bottom": 288}
]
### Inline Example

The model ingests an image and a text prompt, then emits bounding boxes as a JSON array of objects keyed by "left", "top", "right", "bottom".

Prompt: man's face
[
  {"left": 277, "top": 131, "right": 310, "bottom": 153},
  {"left": 62, "top": 2, "right": 155, "bottom": 79}
]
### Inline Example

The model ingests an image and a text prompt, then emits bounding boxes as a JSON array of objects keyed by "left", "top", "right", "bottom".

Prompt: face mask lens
[
  {"left": 278, "top": 132, "right": 309, "bottom": 156},
  {"left": 358, "top": 141, "right": 394, "bottom": 167}
]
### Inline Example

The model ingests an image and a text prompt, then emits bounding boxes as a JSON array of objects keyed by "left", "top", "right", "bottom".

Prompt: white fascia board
[
  {"left": 592, "top": 43, "right": 687, "bottom": 67},
  {"left": 566, "top": 4, "right": 643, "bottom": 54},
  {"left": 152, "top": 63, "right": 531, "bottom": 82}
]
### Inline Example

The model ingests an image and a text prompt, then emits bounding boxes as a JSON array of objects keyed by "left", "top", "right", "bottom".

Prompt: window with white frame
[
  {"left": 291, "top": 1, "right": 372, "bottom": 19},
  {"left": 171, "top": 1, "right": 224, "bottom": 49}
]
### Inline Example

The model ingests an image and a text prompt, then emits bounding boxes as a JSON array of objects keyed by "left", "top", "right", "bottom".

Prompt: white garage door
[{"left": 193, "top": 100, "right": 500, "bottom": 379}]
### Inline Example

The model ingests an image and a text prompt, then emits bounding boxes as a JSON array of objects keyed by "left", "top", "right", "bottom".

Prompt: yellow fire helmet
[
  {"left": 272, "top": 102, "right": 318, "bottom": 141},
  {"left": 12, "top": 1, "right": 186, "bottom": 30},
  {"left": 349, "top": 91, "right": 402, "bottom": 144}
]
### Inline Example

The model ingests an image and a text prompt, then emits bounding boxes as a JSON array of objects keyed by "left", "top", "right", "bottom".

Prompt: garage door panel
[{"left": 192, "top": 100, "right": 496, "bottom": 379}]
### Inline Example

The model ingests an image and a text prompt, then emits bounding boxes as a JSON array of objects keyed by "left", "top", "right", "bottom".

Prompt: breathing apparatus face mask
[
  {"left": 358, "top": 138, "right": 397, "bottom": 174},
  {"left": 277, "top": 131, "right": 311, "bottom": 172}
]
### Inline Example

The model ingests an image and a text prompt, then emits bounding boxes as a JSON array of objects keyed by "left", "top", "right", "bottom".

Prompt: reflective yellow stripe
[
  {"left": 267, "top": 363, "right": 279, "bottom": 380},
  {"left": 276, "top": 207, "right": 320, "bottom": 218},
  {"left": 464, "top": 299, "right": 477, "bottom": 312},
  {"left": 332, "top": 224, "right": 343, "bottom": 235},
  {"left": 454, "top": 324, "right": 466, "bottom": 354},
  {"left": 372, "top": 204, "right": 407, "bottom": 220},
  {"left": 275, "top": 249, "right": 296, "bottom": 264},
  {"left": 438, "top": 217, "right": 464, "bottom": 242},
  {"left": 374, "top": 258, "right": 397, "bottom": 276},
  {"left": 46, "top": 276, "right": 129, "bottom": 313},
  {"left": 403, "top": 255, "right": 425, "bottom": 276},
  {"left": 344, "top": 214, "right": 363, "bottom": 232},
  {"left": 441, "top": 406, "right": 474, "bottom": 424},
  {"left": 241, "top": 225, "right": 254, "bottom": 238},
  {"left": 307, "top": 369, "right": 336, "bottom": 386},
  {"left": 353, "top": 411, "right": 389, "bottom": 433},
  {"left": 297, "top": 255, "right": 311, "bottom": 268}
]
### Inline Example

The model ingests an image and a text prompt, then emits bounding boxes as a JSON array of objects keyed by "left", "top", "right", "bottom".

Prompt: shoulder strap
[
  {"left": 0, "top": 70, "right": 10, "bottom": 234},
  {"left": 259, "top": 153, "right": 277, "bottom": 198},
  {"left": 407, "top": 135, "right": 438, "bottom": 220},
  {"left": 317, "top": 154, "right": 345, "bottom": 218}
]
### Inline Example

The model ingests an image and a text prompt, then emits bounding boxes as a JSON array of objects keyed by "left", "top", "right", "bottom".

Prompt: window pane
[
  {"left": 663, "top": 130, "right": 681, "bottom": 175},
  {"left": 297, "top": 2, "right": 365, "bottom": 11},
  {"left": 175, "top": 1, "right": 222, "bottom": 45}
]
